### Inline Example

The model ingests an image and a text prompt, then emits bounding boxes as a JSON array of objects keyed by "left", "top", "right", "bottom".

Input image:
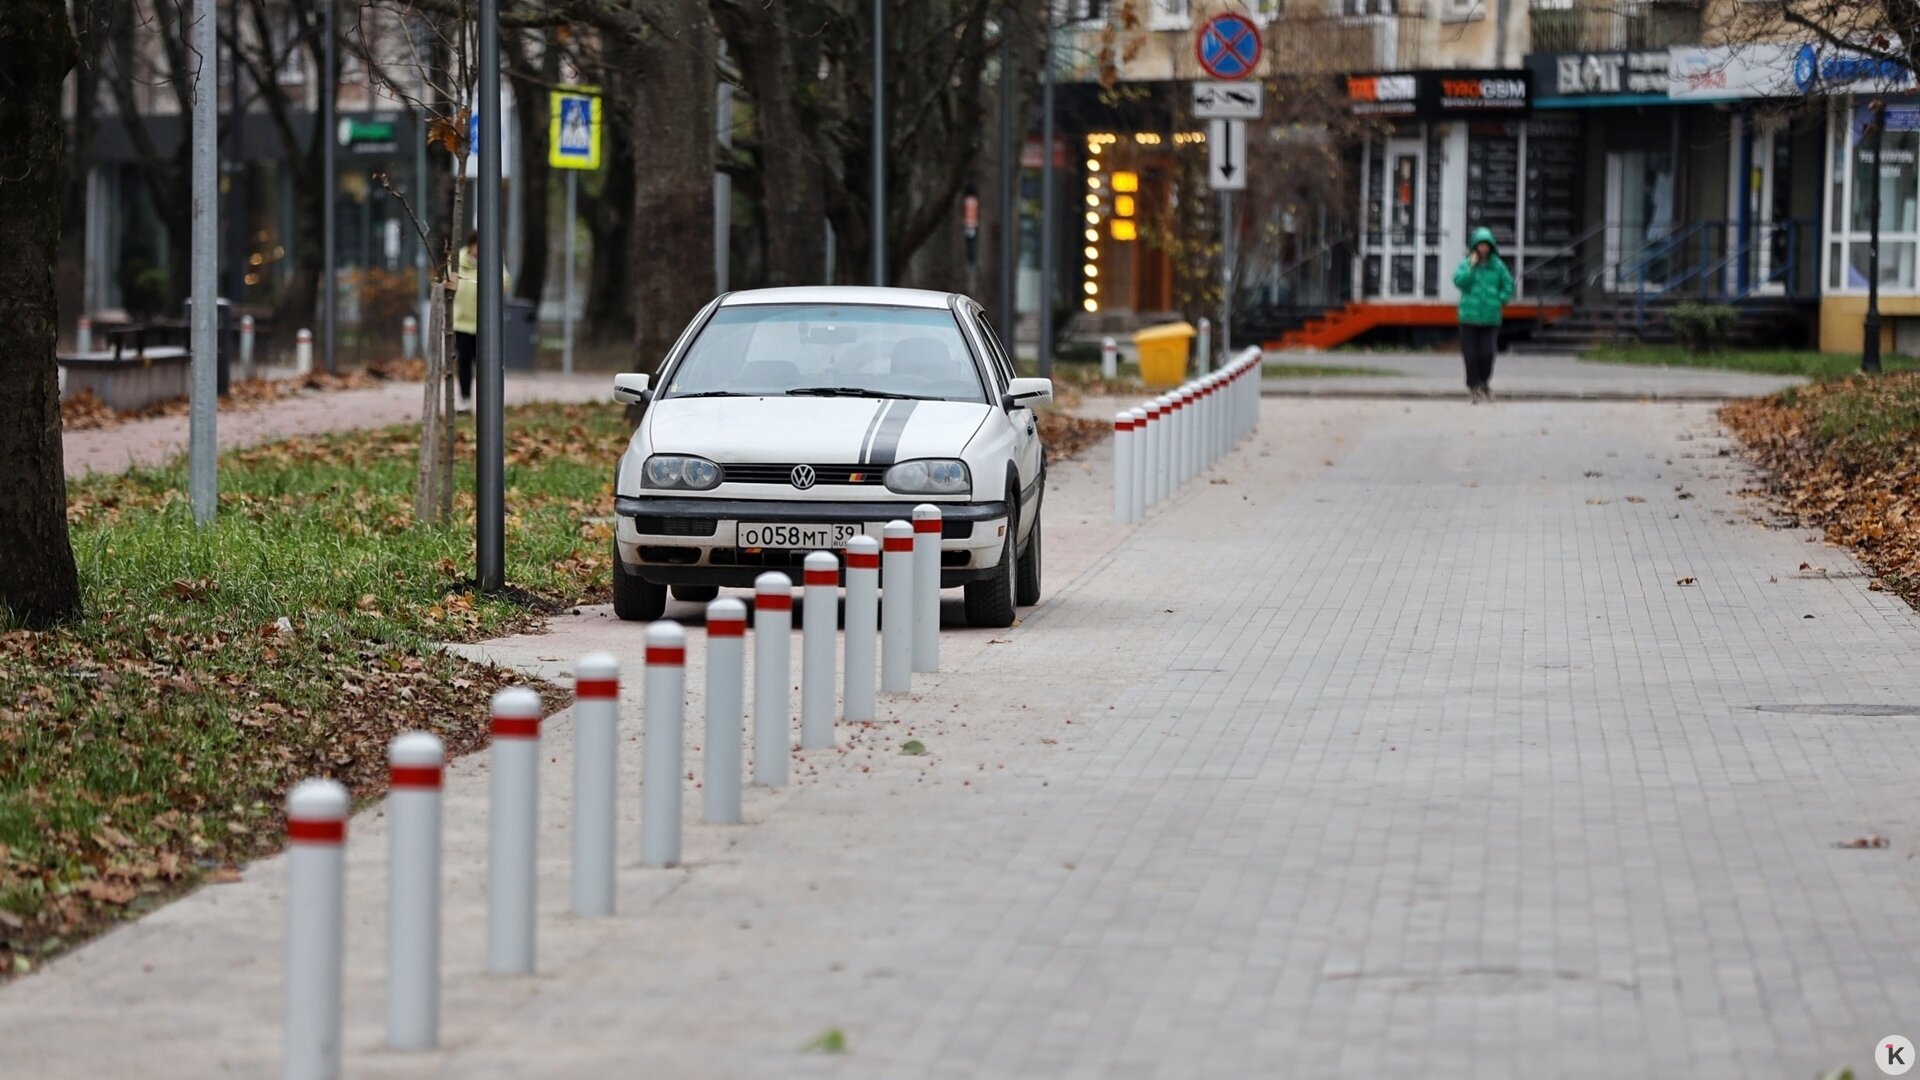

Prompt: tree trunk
[
  {"left": 0, "top": 0, "right": 83, "bottom": 627},
  {"left": 721, "top": 3, "right": 827, "bottom": 286},
  {"left": 583, "top": 96, "right": 634, "bottom": 344},
  {"left": 505, "top": 28, "right": 553, "bottom": 304},
  {"left": 629, "top": 3, "right": 716, "bottom": 370}
]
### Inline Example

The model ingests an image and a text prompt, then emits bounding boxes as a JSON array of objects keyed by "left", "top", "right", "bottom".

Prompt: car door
[{"left": 970, "top": 309, "right": 1042, "bottom": 520}]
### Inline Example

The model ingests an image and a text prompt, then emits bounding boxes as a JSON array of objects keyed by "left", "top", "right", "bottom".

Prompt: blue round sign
[{"left": 1196, "top": 13, "right": 1262, "bottom": 82}]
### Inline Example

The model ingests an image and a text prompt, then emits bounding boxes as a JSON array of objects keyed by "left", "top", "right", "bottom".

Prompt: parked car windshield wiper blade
[
  {"left": 667, "top": 390, "right": 743, "bottom": 399},
  {"left": 785, "top": 386, "right": 928, "bottom": 399}
]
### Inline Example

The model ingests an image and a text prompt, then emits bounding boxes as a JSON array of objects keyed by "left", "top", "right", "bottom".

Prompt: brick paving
[
  {"left": 9, "top": 395, "right": 1920, "bottom": 1078},
  {"left": 62, "top": 374, "right": 611, "bottom": 478}
]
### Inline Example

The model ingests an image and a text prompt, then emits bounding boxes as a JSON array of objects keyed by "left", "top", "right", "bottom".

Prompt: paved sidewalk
[
  {"left": 63, "top": 374, "right": 612, "bottom": 478},
  {"left": 1263, "top": 349, "right": 1804, "bottom": 399},
  {"left": 10, "top": 396, "right": 1920, "bottom": 1078}
]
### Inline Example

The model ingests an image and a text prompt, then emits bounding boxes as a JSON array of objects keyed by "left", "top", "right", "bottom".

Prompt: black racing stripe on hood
[
  {"left": 857, "top": 401, "right": 889, "bottom": 464},
  {"left": 866, "top": 400, "right": 919, "bottom": 467}
]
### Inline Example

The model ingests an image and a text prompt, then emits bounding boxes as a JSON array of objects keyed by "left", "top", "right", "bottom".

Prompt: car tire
[
  {"left": 671, "top": 584, "right": 720, "bottom": 603},
  {"left": 612, "top": 542, "right": 668, "bottom": 622},
  {"left": 964, "top": 494, "right": 1019, "bottom": 629},
  {"left": 1015, "top": 509, "right": 1042, "bottom": 607}
]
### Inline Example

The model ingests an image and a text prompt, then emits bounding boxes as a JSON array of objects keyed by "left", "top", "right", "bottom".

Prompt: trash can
[
  {"left": 182, "top": 296, "right": 235, "bottom": 396},
  {"left": 503, "top": 299, "right": 538, "bottom": 371},
  {"left": 1132, "top": 321, "right": 1196, "bottom": 387}
]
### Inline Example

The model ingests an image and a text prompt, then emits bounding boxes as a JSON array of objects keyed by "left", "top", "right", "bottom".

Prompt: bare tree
[{"left": 0, "top": 0, "right": 84, "bottom": 626}]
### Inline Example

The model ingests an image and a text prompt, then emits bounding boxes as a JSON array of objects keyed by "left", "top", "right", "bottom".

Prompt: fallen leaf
[
  {"left": 1835, "top": 835, "right": 1889, "bottom": 849},
  {"left": 1675, "top": 577, "right": 1696, "bottom": 586}
]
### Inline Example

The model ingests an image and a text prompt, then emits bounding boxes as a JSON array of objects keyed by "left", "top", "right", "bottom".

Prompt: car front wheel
[
  {"left": 612, "top": 540, "right": 668, "bottom": 622},
  {"left": 964, "top": 496, "right": 1019, "bottom": 628},
  {"left": 1015, "top": 509, "right": 1042, "bottom": 607}
]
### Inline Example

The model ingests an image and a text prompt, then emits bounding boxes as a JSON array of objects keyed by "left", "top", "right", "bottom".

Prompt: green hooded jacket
[{"left": 1453, "top": 226, "right": 1514, "bottom": 327}]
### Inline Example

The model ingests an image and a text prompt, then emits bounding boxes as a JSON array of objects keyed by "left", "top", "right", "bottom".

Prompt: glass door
[
  {"left": 1605, "top": 149, "right": 1675, "bottom": 292},
  {"left": 1381, "top": 137, "right": 1425, "bottom": 299},
  {"left": 1748, "top": 118, "right": 1792, "bottom": 293}
]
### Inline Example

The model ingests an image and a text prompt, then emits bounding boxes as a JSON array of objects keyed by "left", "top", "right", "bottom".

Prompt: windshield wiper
[
  {"left": 667, "top": 391, "right": 743, "bottom": 399},
  {"left": 785, "top": 386, "right": 928, "bottom": 400}
]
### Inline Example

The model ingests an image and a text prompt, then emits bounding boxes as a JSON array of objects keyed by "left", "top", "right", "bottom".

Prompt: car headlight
[
  {"left": 642, "top": 454, "right": 722, "bottom": 491},
  {"left": 885, "top": 458, "right": 970, "bottom": 495}
]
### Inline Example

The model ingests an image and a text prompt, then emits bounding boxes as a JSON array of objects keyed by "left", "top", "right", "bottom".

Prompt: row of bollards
[
  {"left": 1113, "top": 347, "right": 1263, "bottom": 525},
  {"left": 282, "top": 505, "right": 953, "bottom": 1078}
]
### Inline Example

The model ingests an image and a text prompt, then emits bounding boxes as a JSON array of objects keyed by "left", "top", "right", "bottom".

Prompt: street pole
[
  {"left": 321, "top": 0, "right": 337, "bottom": 374},
  {"left": 716, "top": 78, "right": 733, "bottom": 292},
  {"left": 1038, "top": 12, "right": 1055, "bottom": 376},
  {"left": 1865, "top": 99, "right": 1885, "bottom": 375},
  {"left": 871, "top": 0, "right": 886, "bottom": 286},
  {"left": 190, "top": 0, "right": 217, "bottom": 526},
  {"left": 997, "top": 7, "right": 1015, "bottom": 338},
  {"left": 1220, "top": 190, "right": 1233, "bottom": 365},
  {"left": 563, "top": 170, "right": 576, "bottom": 376},
  {"left": 476, "top": 0, "right": 505, "bottom": 592}
]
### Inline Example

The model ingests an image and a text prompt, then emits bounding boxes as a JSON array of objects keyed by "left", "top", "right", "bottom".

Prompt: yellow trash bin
[{"left": 1132, "top": 322, "right": 1196, "bottom": 387}]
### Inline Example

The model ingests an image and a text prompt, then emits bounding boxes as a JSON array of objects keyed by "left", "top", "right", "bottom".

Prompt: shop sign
[
  {"left": 1526, "top": 51, "right": 1669, "bottom": 102},
  {"left": 1345, "top": 70, "right": 1531, "bottom": 119},
  {"left": 1792, "top": 42, "right": 1913, "bottom": 94},
  {"left": 1669, "top": 43, "right": 1913, "bottom": 100}
]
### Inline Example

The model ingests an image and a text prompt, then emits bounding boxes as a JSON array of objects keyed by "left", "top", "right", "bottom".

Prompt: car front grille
[
  {"left": 629, "top": 515, "right": 719, "bottom": 537},
  {"left": 720, "top": 463, "right": 884, "bottom": 487}
]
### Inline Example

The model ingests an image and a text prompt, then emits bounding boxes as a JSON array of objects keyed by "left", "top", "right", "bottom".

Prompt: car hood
[{"left": 644, "top": 396, "right": 991, "bottom": 464}]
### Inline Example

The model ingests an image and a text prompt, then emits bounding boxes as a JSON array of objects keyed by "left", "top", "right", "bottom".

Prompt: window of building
[
  {"left": 1062, "top": 0, "right": 1106, "bottom": 22},
  {"left": 1250, "top": 0, "right": 1283, "bottom": 21},
  {"left": 1149, "top": 0, "right": 1191, "bottom": 29},
  {"left": 1345, "top": 0, "right": 1398, "bottom": 17},
  {"left": 1826, "top": 98, "right": 1920, "bottom": 293}
]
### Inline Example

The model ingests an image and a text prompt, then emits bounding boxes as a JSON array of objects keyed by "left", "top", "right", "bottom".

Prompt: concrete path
[
  {"left": 1262, "top": 349, "right": 1805, "bottom": 400},
  {"left": 11, "top": 395, "right": 1920, "bottom": 1078},
  {"left": 62, "top": 374, "right": 613, "bottom": 478}
]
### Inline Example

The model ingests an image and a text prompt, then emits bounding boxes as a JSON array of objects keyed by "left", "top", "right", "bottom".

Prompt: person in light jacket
[
  {"left": 1452, "top": 225, "right": 1513, "bottom": 403},
  {"left": 445, "top": 230, "right": 511, "bottom": 413}
]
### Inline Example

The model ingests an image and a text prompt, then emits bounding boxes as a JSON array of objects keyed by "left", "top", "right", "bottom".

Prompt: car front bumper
[{"left": 613, "top": 495, "right": 1010, "bottom": 589}]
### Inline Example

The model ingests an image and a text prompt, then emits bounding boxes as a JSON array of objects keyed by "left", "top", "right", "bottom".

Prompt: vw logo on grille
[{"left": 789, "top": 464, "right": 817, "bottom": 490}]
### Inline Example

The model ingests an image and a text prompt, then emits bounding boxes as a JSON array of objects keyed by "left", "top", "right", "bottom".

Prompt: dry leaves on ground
[{"left": 59, "top": 356, "right": 427, "bottom": 432}]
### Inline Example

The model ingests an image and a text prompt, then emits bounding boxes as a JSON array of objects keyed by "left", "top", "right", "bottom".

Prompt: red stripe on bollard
[
  {"left": 646, "top": 646, "right": 686, "bottom": 666},
  {"left": 756, "top": 592, "right": 792, "bottom": 611},
  {"left": 493, "top": 715, "right": 540, "bottom": 739},
  {"left": 804, "top": 569, "right": 838, "bottom": 586},
  {"left": 912, "top": 517, "right": 941, "bottom": 533},
  {"left": 847, "top": 551, "right": 880, "bottom": 569},
  {"left": 575, "top": 678, "right": 619, "bottom": 699},
  {"left": 709, "top": 617, "right": 746, "bottom": 637},
  {"left": 288, "top": 818, "right": 346, "bottom": 844},
  {"left": 884, "top": 535, "right": 913, "bottom": 552},
  {"left": 389, "top": 765, "right": 442, "bottom": 790},
  {"left": 1115, "top": 418, "right": 1134, "bottom": 431}
]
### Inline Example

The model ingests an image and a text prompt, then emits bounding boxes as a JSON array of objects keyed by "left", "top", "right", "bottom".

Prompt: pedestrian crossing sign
[{"left": 548, "top": 88, "right": 601, "bottom": 170}]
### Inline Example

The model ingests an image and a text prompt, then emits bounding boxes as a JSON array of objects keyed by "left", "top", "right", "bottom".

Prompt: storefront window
[
  {"left": 1850, "top": 130, "right": 1919, "bottom": 234},
  {"left": 1827, "top": 96, "right": 1920, "bottom": 293}
]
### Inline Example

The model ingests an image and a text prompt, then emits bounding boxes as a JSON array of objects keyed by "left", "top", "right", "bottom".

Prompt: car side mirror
[
  {"left": 613, "top": 372, "right": 652, "bottom": 404},
  {"left": 1002, "top": 377, "right": 1052, "bottom": 410}
]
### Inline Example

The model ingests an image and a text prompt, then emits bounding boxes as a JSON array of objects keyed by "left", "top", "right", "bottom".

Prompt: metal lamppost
[
  {"left": 1037, "top": 11, "right": 1055, "bottom": 377},
  {"left": 872, "top": 0, "right": 886, "bottom": 286},
  {"left": 476, "top": 0, "right": 505, "bottom": 592},
  {"left": 1864, "top": 98, "right": 1885, "bottom": 374},
  {"left": 996, "top": 5, "right": 1015, "bottom": 339}
]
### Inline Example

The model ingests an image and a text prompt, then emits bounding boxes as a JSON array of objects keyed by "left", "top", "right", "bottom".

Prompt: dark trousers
[
  {"left": 454, "top": 331, "right": 477, "bottom": 401},
  {"left": 1460, "top": 324, "right": 1499, "bottom": 389}
]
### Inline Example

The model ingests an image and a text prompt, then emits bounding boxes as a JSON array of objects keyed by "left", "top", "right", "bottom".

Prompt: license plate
[{"left": 735, "top": 522, "right": 862, "bottom": 550}]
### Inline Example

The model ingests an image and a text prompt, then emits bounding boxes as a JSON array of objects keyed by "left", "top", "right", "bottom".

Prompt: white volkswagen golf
[{"left": 610, "top": 286, "right": 1052, "bottom": 628}]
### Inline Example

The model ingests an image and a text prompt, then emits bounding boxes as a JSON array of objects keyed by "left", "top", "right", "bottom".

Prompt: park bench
[{"left": 58, "top": 323, "right": 192, "bottom": 412}]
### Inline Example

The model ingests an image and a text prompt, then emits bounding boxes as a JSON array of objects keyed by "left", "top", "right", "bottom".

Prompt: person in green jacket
[
  {"left": 1453, "top": 225, "right": 1513, "bottom": 403},
  {"left": 444, "top": 230, "right": 511, "bottom": 413}
]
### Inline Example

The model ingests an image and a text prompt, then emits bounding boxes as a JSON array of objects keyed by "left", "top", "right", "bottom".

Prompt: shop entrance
[
  {"left": 1378, "top": 136, "right": 1427, "bottom": 299},
  {"left": 1604, "top": 149, "right": 1676, "bottom": 291}
]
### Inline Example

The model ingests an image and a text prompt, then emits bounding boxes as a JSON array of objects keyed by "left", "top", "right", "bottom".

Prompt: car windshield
[{"left": 663, "top": 303, "right": 986, "bottom": 403}]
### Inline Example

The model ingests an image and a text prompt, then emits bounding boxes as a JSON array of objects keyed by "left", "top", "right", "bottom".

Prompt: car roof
[{"left": 717, "top": 286, "right": 960, "bottom": 310}]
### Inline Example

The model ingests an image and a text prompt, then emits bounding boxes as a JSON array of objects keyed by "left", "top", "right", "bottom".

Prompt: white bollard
[
  {"left": 1128, "top": 406, "right": 1148, "bottom": 519},
  {"left": 752, "top": 572, "right": 792, "bottom": 787},
  {"left": 295, "top": 328, "right": 314, "bottom": 376},
  {"left": 284, "top": 778, "right": 349, "bottom": 1080},
  {"left": 911, "top": 504, "right": 941, "bottom": 673},
  {"left": 842, "top": 537, "right": 880, "bottom": 723},
  {"left": 76, "top": 314, "right": 92, "bottom": 354},
  {"left": 1101, "top": 335, "right": 1118, "bottom": 381},
  {"left": 881, "top": 521, "right": 914, "bottom": 695},
  {"left": 570, "top": 653, "right": 619, "bottom": 917},
  {"left": 1153, "top": 395, "right": 1174, "bottom": 505},
  {"left": 402, "top": 314, "right": 419, "bottom": 359},
  {"left": 1113, "top": 412, "right": 1136, "bottom": 525},
  {"left": 704, "top": 598, "right": 747, "bottom": 824},
  {"left": 1141, "top": 401, "right": 1161, "bottom": 509},
  {"left": 486, "top": 687, "right": 541, "bottom": 975},
  {"left": 386, "top": 733, "right": 443, "bottom": 1051},
  {"left": 642, "top": 621, "right": 686, "bottom": 868},
  {"left": 1197, "top": 316, "right": 1213, "bottom": 372},
  {"left": 239, "top": 313, "right": 256, "bottom": 372},
  {"left": 1176, "top": 387, "right": 1195, "bottom": 486},
  {"left": 800, "top": 552, "right": 839, "bottom": 751}
]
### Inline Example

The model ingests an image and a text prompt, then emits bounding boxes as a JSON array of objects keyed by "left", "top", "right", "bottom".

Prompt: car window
[
  {"left": 973, "top": 311, "right": 1017, "bottom": 392},
  {"left": 662, "top": 304, "right": 988, "bottom": 403}
]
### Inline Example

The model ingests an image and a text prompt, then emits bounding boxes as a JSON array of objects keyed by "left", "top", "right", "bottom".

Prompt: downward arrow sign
[{"left": 1220, "top": 124, "right": 1238, "bottom": 179}]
